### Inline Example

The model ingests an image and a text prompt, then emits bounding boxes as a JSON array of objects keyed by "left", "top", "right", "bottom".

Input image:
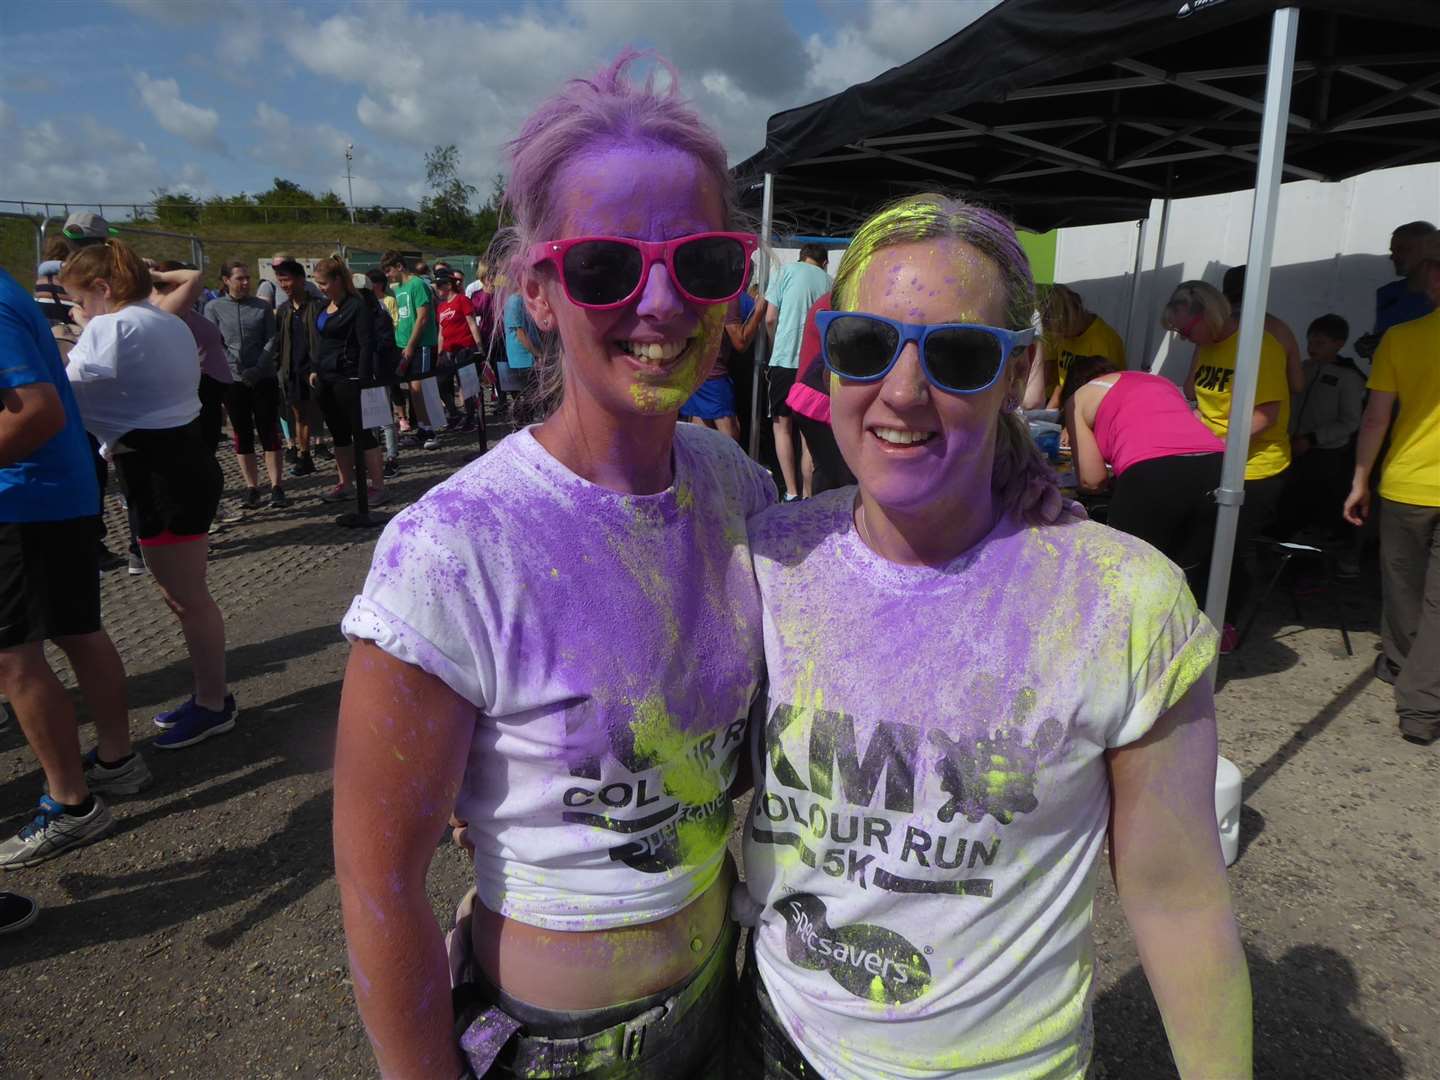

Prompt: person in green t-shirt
[{"left": 381, "top": 251, "right": 440, "bottom": 446}]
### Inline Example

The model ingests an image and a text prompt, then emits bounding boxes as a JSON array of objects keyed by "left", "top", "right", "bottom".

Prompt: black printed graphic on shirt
[
  {"left": 561, "top": 711, "right": 748, "bottom": 873},
  {"left": 774, "top": 892, "right": 931, "bottom": 1004}
]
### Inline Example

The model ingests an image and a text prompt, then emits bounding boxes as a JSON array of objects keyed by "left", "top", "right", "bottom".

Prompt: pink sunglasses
[{"left": 527, "top": 231, "right": 759, "bottom": 311}]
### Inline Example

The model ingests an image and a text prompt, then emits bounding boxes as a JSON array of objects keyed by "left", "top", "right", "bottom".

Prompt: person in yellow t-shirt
[
  {"left": 1039, "top": 285, "right": 1126, "bottom": 408},
  {"left": 1163, "top": 280, "right": 1291, "bottom": 630},
  {"left": 1344, "top": 233, "right": 1440, "bottom": 744}
]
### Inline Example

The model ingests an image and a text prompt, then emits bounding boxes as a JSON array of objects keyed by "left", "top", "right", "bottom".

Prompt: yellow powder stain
[
  {"left": 675, "top": 481, "right": 695, "bottom": 512},
  {"left": 629, "top": 695, "right": 723, "bottom": 806},
  {"left": 550, "top": 567, "right": 559, "bottom": 578},
  {"left": 627, "top": 303, "right": 726, "bottom": 414},
  {"left": 391, "top": 748, "right": 407, "bottom": 763}
]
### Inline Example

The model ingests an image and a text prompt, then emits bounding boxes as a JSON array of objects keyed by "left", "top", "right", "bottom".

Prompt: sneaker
[
  {"left": 240, "top": 487, "right": 263, "bottom": 510},
  {"left": 1374, "top": 654, "right": 1400, "bottom": 686},
  {"left": 319, "top": 484, "right": 354, "bottom": 503},
  {"left": 422, "top": 432, "right": 442, "bottom": 451},
  {"left": 153, "top": 697, "right": 237, "bottom": 751},
  {"left": 366, "top": 486, "right": 388, "bottom": 507},
  {"left": 288, "top": 454, "right": 316, "bottom": 478},
  {"left": 0, "top": 892, "right": 39, "bottom": 934},
  {"left": 269, "top": 487, "right": 290, "bottom": 509},
  {"left": 314, "top": 443, "right": 334, "bottom": 461},
  {"left": 127, "top": 552, "right": 147, "bottom": 576},
  {"left": 459, "top": 415, "right": 477, "bottom": 433},
  {"left": 0, "top": 795, "right": 115, "bottom": 869},
  {"left": 399, "top": 433, "right": 425, "bottom": 450},
  {"left": 81, "top": 749, "right": 153, "bottom": 796},
  {"left": 154, "top": 693, "right": 235, "bottom": 730},
  {"left": 284, "top": 446, "right": 299, "bottom": 465},
  {"left": 444, "top": 414, "right": 463, "bottom": 431},
  {"left": 215, "top": 502, "right": 245, "bottom": 524},
  {"left": 382, "top": 457, "right": 400, "bottom": 479},
  {"left": 96, "top": 544, "right": 125, "bottom": 572}
]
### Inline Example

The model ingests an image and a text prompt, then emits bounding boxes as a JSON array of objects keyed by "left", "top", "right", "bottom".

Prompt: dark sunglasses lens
[
  {"left": 672, "top": 236, "right": 746, "bottom": 301},
  {"left": 561, "top": 241, "right": 643, "bottom": 306},
  {"left": 925, "top": 328, "right": 1006, "bottom": 392},
  {"left": 825, "top": 316, "right": 900, "bottom": 378}
]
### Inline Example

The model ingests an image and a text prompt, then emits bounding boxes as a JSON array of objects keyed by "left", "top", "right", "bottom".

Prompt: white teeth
[
  {"left": 620, "top": 339, "right": 687, "bottom": 363},
  {"left": 873, "top": 427, "right": 935, "bottom": 446}
]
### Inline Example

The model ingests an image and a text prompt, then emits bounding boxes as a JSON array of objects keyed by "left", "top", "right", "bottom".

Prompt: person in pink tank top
[{"left": 1061, "top": 356, "right": 1224, "bottom": 602}]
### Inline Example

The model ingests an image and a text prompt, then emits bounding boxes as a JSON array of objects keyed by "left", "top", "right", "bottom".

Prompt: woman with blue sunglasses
[{"left": 733, "top": 194, "right": 1251, "bottom": 1079}]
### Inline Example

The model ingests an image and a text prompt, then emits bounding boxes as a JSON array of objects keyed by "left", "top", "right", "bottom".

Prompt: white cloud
[
  {"left": 804, "top": 0, "right": 1000, "bottom": 96},
  {"left": 133, "top": 71, "right": 225, "bottom": 152},
  {"left": 0, "top": 110, "right": 210, "bottom": 205}
]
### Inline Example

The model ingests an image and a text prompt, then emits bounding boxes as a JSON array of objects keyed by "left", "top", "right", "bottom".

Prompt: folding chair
[{"left": 1238, "top": 538, "right": 1353, "bottom": 655}]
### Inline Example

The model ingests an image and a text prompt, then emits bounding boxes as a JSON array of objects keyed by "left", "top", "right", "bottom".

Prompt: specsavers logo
[{"left": 776, "top": 893, "right": 931, "bottom": 1005}]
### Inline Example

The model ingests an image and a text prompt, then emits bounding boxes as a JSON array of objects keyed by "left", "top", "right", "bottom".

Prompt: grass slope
[{"left": 1, "top": 219, "right": 478, "bottom": 286}]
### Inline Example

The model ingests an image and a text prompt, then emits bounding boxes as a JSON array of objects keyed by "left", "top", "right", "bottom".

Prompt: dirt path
[{"left": 1, "top": 443, "right": 1433, "bottom": 1078}]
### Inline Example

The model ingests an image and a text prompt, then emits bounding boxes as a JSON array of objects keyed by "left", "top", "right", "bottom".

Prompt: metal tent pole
[
  {"left": 1123, "top": 215, "right": 1151, "bottom": 367},
  {"left": 1203, "top": 7, "right": 1301, "bottom": 634},
  {"left": 748, "top": 172, "right": 775, "bottom": 462},
  {"left": 1140, "top": 195, "right": 1172, "bottom": 370}
]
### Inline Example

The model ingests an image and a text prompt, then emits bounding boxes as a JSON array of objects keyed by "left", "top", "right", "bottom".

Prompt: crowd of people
[{"left": 1, "top": 46, "right": 1437, "bottom": 1080}]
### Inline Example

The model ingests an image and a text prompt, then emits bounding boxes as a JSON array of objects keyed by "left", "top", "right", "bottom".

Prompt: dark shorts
[
  {"left": 225, "top": 378, "right": 283, "bottom": 454},
  {"left": 113, "top": 419, "right": 224, "bottom": 542},
  {"left": 729, "top": 940, "right": 818, "bottom": 1079},
  {"left": 766, "top": 366, "right": 797, "bottom": 419},
  {"left": 680, "top": 376, "right": 738, "bottom": 420},
  {"left": 0, "top": 517, "right": 103, "bottom": 649}
]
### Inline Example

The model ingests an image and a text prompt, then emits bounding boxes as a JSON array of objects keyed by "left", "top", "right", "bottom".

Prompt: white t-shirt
[
  {"left": 342, "top": 424, "right": 776, "bottom": 930},
  {"left": 742, "top": 490, "right": 1216, "bottom": 1080},
  {"left": 66, "top": 302, "right": 201, "bottom": 450}
]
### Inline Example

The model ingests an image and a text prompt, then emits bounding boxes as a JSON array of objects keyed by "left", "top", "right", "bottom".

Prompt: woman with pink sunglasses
[{"left": 334, "top": 53, "right": 770, "bottom": 1079}]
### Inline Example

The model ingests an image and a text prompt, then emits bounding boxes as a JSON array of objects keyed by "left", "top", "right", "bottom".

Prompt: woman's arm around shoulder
[
  {"left": 1108, "top": 678, "right": 1252, "bottom": 1079},
  {"left": 334, "top": 642, "right": 477, "bottom": 1079}
]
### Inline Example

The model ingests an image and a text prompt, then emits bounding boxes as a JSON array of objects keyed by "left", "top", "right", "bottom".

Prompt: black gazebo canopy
[{"left": 736, "top": 0, "right": 1440, "bottom": 235}]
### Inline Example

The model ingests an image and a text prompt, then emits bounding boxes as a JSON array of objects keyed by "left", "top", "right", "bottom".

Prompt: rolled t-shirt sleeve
[
  {"left": 1109, "top": 562, "right": 1218, "bottom": 749},
  {"left": 764, "top": 265, "right": 786, "bottom": 310},
  {"left": 340, "top": 514, "right": 497, "bottom": 710},
  {"left": 65, "top": 318, "right": 119, "bottom": 383}
]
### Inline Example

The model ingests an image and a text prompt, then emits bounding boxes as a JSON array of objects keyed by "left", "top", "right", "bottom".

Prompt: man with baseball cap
[{"left": 61, "top": 211, "right": 116, "bottom": 247}]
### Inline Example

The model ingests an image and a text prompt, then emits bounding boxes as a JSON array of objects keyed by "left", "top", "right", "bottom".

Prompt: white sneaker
[{"left": 0, "top": 796, "right": 115, "bottom": 869}]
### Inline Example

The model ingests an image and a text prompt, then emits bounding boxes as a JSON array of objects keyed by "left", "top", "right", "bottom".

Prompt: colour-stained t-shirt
[
  {"left": 743, "top": 490, "right": 1215, "bottom": 1080},
  {"left": 1049, "top": 315, "right": 1125, "bottom": 395},
  {"left": 766, "top": 261, "right": 831, "bottom": 370},
  {"left": 1369, "top": 308, "right": 1440, "bottom": 507},
  {"left": 392, "top": 275, "right": 438, "bottom": 350},
  {"left": 342, "top": 423, "right": 776, "bottom": 930},
  {"left": 1193, "top": 329, "right": 1291, "bottom": 481}
]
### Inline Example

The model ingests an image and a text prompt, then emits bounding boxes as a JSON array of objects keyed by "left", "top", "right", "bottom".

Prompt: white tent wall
[{"left": 1052, "top": 161, "right": 1440, "bottom": 383}]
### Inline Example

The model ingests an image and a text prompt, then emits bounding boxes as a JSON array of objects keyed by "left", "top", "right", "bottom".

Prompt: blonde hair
[
  {"left": 59, "top": 238, "right": 152, "bottom": 306},
  {"left": 312, "top": 256, "right": 357, "bottom": 299},
  {"left": 1040, "top": 284, "right": 1088, "bottom": 338},
  {"left": 830, "top": 194, "right": 1061, "bottom": 525},
  {"left": 1162, "top": 281, "right": 1231, "bottom": 337}
]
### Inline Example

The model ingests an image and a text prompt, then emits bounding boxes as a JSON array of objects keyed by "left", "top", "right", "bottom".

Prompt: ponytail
[
  {"left": 59, "top": 238, "right": 152, "bottom": 306},
  {"left": 992, "top": 409, "right": 1066, "bottom": 526}
]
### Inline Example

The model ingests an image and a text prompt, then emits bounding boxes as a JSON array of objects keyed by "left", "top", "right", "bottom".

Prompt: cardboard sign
[
  {"left": 420, "top": 377, "right": 446, "bottom": 429},
  {"left": 360, "top": 386, "right": 391, "bottom": 430},
  {"left": 458, "top": 363, "right": 481, "bottom": 402}
]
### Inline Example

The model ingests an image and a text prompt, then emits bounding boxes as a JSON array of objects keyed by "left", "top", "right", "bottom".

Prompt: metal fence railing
[{"left": 0, "top": 200, "right": 417, "bottom": 227}]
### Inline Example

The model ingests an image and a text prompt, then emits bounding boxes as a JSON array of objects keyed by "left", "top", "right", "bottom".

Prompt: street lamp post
[{"left": 345, "top": 144, "right": 356, "bottom": 225}]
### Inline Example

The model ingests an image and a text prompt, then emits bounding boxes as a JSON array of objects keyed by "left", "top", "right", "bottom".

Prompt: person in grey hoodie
[
  {"left": 1274, "top": 312, "right": 1366, "bottom": 553},
  {"left": 204, "top": 261, "right": 286, "bottom": 509}
]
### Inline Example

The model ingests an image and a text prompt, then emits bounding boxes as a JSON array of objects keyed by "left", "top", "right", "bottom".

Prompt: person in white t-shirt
[
  {"left": 334, "top": 52, "right": 770, "bottom": 1080},
  {"left": 734, "top": 194, "right": 1252, "bottom": 1080},
  {"left": 61, "top": 239, "right": 235, "bottom": 753}
]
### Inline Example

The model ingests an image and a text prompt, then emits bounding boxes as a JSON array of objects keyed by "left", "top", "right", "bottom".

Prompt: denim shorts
[{"left": 447, "top": 889, "right": 734, "bottom": 1079}]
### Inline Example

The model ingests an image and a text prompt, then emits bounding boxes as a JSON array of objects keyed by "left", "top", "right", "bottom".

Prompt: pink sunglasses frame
[{"left": 526, "top": 231, "right": 760, "bottom": 311}]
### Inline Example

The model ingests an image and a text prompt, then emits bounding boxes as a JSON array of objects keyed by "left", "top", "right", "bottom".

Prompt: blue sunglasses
[{"left": 816, "top": 310, "right": 1035, "bottom": 395}]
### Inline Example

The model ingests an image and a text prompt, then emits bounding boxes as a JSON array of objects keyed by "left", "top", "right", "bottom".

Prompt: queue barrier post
[{"left": 335, "top": 374, "right": 388, "bottom": 530}]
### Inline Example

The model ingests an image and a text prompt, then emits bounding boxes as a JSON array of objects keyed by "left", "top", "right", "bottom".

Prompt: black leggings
[
  {"left": 1107, "top": 453, "right": 1222, "bottom": 604},
  {"left": 224, "top": 378, "right": 282, "bottom": 455},
  {"left": 795, "top": 416, "right": 854, "bottom": 496},
  {"left": 316, "top": 378, "right": 378, "bottom": 452}
]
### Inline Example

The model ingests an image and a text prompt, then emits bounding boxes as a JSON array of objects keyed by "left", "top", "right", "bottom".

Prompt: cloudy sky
[{"left": 0, "top": 0, "right": 997, "bottom": 212}]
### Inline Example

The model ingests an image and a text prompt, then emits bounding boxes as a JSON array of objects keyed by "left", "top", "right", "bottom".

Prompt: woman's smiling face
[
  {"left": 524, "top": 142, "right": 729, "bottom": 418},
  {"left": 830, "top": 238, "right": 1025, "bottom": 515}
]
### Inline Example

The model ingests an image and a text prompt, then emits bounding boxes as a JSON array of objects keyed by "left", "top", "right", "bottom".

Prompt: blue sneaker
[
  {"left": 154, "top": 693, "right": 235, "bottom": 731},
  {"left": 153, "top": 697, "right": 237, "bottom": 751}
]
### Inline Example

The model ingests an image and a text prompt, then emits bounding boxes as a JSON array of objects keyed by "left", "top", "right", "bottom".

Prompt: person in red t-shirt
[{"left": 433, "top": 269, "right": 479, "bottom": 430}]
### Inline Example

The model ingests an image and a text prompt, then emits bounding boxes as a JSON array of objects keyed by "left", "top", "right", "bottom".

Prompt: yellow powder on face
[{"left": 627, "top": 303, "right": 727, "bottom": 414}]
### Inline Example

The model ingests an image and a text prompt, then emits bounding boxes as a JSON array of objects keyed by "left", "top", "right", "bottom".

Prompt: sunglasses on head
[
  {"left": 816, "top": 311, "right": 1035, "bottom": 395},
  {"left": 527, "top": 232, "right": 758, "bottom": 311}
]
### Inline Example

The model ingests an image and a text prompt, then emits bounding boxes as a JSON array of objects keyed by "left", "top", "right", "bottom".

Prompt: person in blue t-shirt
[
  {"left": 502, "top": 291, "right": 542, "bottom": 424},
  {"left": 1355, "top": 221, "right": 1437, "bottom": 359},
  {"left": 0, "top": 268, "right": 149, "bottom": 871},
  {"left": 764, "top": 244, "right": 831, "bottom": 500}
]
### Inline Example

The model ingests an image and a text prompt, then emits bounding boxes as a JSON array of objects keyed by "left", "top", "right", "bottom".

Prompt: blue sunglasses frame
[{"left": 815, "top": 310, "right": 1036, "bottom": 395}]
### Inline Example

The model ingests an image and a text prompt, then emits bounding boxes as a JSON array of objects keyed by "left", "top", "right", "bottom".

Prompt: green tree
[
  {"left": 419, "top": 144, "right": 478, "bottom": 241},
  {"left": 150, "top": 188, "right": 202, "bottom": 225}
]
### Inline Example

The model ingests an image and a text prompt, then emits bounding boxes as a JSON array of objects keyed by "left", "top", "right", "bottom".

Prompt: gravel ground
[{"left": 0, "top": 436, "right": 1433, "bottom": 1079}]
